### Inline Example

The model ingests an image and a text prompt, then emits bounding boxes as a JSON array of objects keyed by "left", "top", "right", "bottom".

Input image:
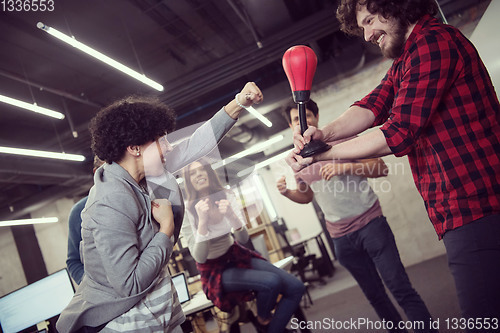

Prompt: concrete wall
[
  {"left": 31, "top": 198, "right": 75, "bottom": 275},
  {"left": 0, "top": 227, "right": 26, "bottom": 296},
  {"left": 0, "top": 197, "right": 77, "bottom": 296}
]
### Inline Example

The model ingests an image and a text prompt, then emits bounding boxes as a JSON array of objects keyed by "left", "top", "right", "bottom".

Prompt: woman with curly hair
[
  {"left": 56, "top": 82, "right": 262, "bottom": 333},
  {"left": 180, "top": 158, "right": 305, "bottom": 333}
]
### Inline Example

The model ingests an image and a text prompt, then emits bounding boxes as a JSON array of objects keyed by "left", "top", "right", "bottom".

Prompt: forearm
[
  {"left": 316, "top": 129, "right": 392, "bottom": 161},
  {"left": 282, "top": 189, "right": 313, "bottom": 204},
  {"left": 102, "top": 232, "right": 173, "bottom": 297},
  {"left": 321, "top": 106, "right": 375, "bottom": 142},
  {"left": 191, "top": 240, "right": 210, "bottom": 263},
  {"left": 165, "top": 109, "right": 236, "bottom": 172},
  {"left": 197, "top": 221, "right": 208, "bottom": 236},
  {"left": 339, "top": 158, "right": 388, "bottom": 178},
  {"left": 181, "top": 215, "right": 209, "bottom": 263},
  {"left": 223, "top": 99, "right": 245, "bottom": 119},
  {"left": 67, "top": 233, "right": 84, "bottom": 284},
  {"left": 66, "top": 259, "right": 84, "bottom": 284}
]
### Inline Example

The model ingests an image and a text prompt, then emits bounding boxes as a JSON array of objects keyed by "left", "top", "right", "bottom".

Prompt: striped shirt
[{"left": 101, "top": 266, "right": 185, "bottom": 333}]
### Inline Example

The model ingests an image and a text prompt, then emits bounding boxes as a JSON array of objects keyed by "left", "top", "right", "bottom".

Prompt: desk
[
  {"left": 273, "top": 255, "right": 294, "bottom": 271},
  {"left": 289, "top": 231, "right": 335, "bottom": 277},
  {"left": 181, "top": 291, "right": 214, "bottom": 333},
  {"left": 182, "top": 290, "right": 214, "bottom": 316}
]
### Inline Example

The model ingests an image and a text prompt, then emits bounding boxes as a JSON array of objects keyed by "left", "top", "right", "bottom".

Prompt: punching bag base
[{"left": 300, "top": 140, "right": 331, "bottom": 158}]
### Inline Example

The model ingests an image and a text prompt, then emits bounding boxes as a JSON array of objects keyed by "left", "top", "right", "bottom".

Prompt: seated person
[{"left": 181, "top": 158, "right": 305, "bottom": 333}]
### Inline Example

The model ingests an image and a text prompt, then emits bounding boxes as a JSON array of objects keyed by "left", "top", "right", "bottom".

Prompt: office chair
[
  {"left": 272, "top": 220, "right": 325, "bottom": 282},
  {"left": 271, "top": 220, "right": 324, "bottom": 308}
]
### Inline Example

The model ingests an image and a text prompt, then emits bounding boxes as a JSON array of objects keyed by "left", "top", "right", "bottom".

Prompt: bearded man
[{"left": 287, "top": 1, "right": 500, "bottom": 330}]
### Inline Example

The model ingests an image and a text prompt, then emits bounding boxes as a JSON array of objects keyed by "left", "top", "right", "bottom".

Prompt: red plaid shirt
[{"left": 354, "top": 15, "right": 500, "bottom": 239}]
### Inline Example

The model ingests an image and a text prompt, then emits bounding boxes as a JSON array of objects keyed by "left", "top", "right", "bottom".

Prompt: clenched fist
[
  {"left": 276, "top": 176, "right": 288, "bottom": 195},
  {"left": 152, "top": 199, "right": 174, "bottom": 236}
]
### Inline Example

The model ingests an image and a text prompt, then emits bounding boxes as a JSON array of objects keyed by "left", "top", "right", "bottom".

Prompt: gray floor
[{"left": 300, "top": 255, "right": 463, "bottom": 332}]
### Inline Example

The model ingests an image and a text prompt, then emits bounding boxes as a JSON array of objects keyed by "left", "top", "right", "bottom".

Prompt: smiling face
[
  {"left": 188, "top": 161, "right": 210, "bottom": 194},
  {"left": 288, "top": 107, "right": 319, "bottom": 130},
  {"left": 356, "top": 4, "right": 407, "bottom": 59}
]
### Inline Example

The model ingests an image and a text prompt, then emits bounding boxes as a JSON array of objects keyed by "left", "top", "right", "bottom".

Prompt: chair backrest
[
  {"left": 251, "top": 234, "right": 270, "bottom": 261},
  {"left": 272, "top": 220, "right": 294, "bottom": 255}
]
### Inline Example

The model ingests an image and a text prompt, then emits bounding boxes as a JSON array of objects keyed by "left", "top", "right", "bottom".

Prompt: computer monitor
[
  {"left": 0, "top": 269, "right": 75, "bottom": 333},
  {"left": 171, "top": 271, "right": 190, "bottom": 304}
]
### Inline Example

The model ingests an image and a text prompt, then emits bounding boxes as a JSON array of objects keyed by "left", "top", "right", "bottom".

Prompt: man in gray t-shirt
[{"left": 277, "top": 99, "right": 436, "bottom": 332}]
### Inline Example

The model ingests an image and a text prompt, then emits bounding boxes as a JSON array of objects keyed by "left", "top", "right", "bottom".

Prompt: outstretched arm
[
  {"left": 320, "top": 157, "right": 388, "bottom": 180},
  {"left": 165, "top": 82, "right": 263, "bottom": 172},
  {"left": 316, "top": 129, "right": 391, "bottom": 161},
  {"left": 288, "top": 129, "right": 391, "bottom": 171},
  {"left": 276, "top": 176, "right": 314, "bottom": 204},
  {"left": 293, "top": 106, "right": 375, "bottom": 151}
]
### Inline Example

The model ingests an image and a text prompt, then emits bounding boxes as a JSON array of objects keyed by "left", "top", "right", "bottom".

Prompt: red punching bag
[
  {"left": 282, "top": 45, "right": 330, "bottom": 157},
  {"left": 282, "top": 45, "right": 317, "bottom": 104}
]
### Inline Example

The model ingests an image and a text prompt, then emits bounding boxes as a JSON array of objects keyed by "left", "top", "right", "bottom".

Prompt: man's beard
[{"left": 381, "top": 20, "right": 407, "bottom": 59}]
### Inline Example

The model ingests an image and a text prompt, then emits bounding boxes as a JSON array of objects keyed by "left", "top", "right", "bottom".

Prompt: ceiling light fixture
[
  {"left": 246, "top": 106, "right": 272, "bottom": 127},
  {"left": 253, "top": 174, "right": 278, "bottom": 221},
  {"left": 0, "top": 94, "right": 65, "bottom": 119},
  {"left": 237, "top": 150, "right": 289, "bottom": 177},
  {"left": 0, "top": 217, "right": 59, "bottom": 227},
  {"left": 0, "top": 146, "right": 85, "bottom": 161},
  {"left": 37, "top": 22, "right": 164, "bottom": 92},
  {"left": 212, "top": 134, "right": 284, "bottom": 169}
]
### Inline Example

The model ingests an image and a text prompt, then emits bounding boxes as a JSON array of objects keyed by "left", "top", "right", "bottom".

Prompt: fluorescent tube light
[
  {"left": 253, "top": 174, "right": 278, "bottom": 221},
  {"left": 0, "top": 217, "right": 59, "bottom": 227},
  {"left": 237, "top": 150, "right": 289, "bottom": 177},
  {"left": 212, "top": 135, "right": 284, "bottom": 169},
  {"left": 246, "top": 106, "right": 272, "bottom": 127},
  {"left": 0, "top": 94, "right": 64, "bottom": 119},
  {"left": 37, "top": 22, "right": 164, "bottom": 92},
  {"left": 0, "top": 146, "right": 85, "bottom": 161}
]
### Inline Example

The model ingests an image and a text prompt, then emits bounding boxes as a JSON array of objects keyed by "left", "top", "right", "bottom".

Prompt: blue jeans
[
  {"left": 443, "top": 214, "right": 500, "bottom": 332},
  {"left": 333, "top": 216, "right": 436, "bottom": 333},
  {"left": 222, "top": 257, "right": 305, "bottom": 333}
]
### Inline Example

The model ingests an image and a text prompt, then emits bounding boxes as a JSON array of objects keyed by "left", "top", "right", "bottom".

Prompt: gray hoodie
[{"left": 56, "top": 108, "right": 236, "bottom": 332}]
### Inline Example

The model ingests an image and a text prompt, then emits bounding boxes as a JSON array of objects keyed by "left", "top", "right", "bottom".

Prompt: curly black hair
[
  {"left": 281, "top": 98, "right": 319, "bottom": 124},
  {"left": 337, "top": 0, "right": 438, "bottom": 37},
  {"left": 89, "top": 95, "right": 176, "bottom": 163}
]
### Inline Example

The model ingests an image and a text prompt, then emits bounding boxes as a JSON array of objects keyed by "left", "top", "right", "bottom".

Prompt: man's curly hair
[
  {"left": 89, "top": 95, "right": 176, "bottom": 163},
  {"left": 337, "top": 0, "right": 438, "bottom": 37}
]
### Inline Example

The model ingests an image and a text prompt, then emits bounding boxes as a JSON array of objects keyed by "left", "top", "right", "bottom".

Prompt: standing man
[
  {"left": 279, "top": 99, "right": 436, "bottom": 333},
  {"left": 288, "top": 0, "right": 500, "bottom": 328}
]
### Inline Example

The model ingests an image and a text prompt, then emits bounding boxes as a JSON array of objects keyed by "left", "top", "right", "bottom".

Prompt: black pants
[{"left": 443, "top": 214, "right": 500, "bottom": 332}]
